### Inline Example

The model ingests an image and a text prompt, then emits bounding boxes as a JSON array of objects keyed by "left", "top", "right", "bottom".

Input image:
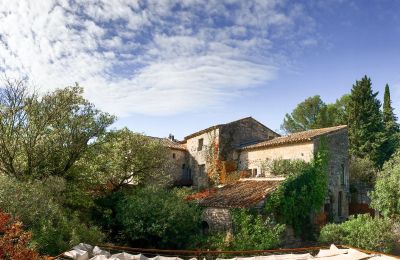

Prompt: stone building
[{"left": 158, "top": 117, "right": 350, "bottom": 223}]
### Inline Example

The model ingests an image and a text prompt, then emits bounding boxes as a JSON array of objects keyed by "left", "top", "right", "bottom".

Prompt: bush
[
  {"left": 262, "top": 158, "right": 308, "bottom": 176},
  {"left": 229, "top": 209, "right": 285, "bottom": 250},
  {"left": 349, "top": 157, "right": 377, "bottom": 186},
  {"left": 370, "top": 151, "right": 400, "bottom": 218},
  {"left": 0, "top": 175, "right": 104, "bottom": 255},
  {"left": 116, "top": 188, "right": 201, "bottom": 249},
  {"left": 319, "top": 214, "right": 396, "bottom": 253},
  {"left": 0, "top": 211, "right": 39, "bottom": 259}
]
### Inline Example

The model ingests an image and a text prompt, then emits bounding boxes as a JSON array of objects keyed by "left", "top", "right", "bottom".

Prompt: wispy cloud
[{"left": 0, "top": 0, "right": 315, "bottom": 116}]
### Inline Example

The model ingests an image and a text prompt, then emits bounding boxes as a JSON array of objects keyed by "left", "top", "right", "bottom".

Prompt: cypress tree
[
  {"left": 382, "top": 84, "right": 399, "bottom": 161},
  {"left": 348, "top": 76, "right": 386, "bottom": 167}
]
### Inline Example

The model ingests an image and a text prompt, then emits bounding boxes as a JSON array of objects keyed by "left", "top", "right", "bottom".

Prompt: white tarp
[{"left": 61, "top": 244, "right": 398, "bottom": 260}]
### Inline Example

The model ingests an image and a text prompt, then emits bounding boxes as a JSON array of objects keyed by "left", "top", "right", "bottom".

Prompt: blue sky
[{"left": 1, "top": 0, "right": 399, "bottom": 139}]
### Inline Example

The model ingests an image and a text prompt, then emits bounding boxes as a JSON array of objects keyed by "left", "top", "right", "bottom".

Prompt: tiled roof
[
  {"left": 148, "top": 136, "right": 187, "bottom": 151},
  {"left": 241, "top": 125, "right": 347, "bottom": 150},
  {"left": 184, "top": 117, "right": 279, "bottom": 140},
  {"left": 198, "top": 179, "right": 283, "bottom": 208}
]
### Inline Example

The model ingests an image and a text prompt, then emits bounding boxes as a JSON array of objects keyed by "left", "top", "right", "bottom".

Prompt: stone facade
[
  {"left": 201, "top": 207, "right": 232, "bottom": 232},
  {"left": 162, "top": 118, "right": 350, "bottom": 223}
]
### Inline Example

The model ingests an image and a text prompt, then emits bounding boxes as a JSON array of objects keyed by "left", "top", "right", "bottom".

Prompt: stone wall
[
  {"left": 185, "top": 129, "right": 219, "bottom": 188},
  {"left": 201, "top": 207, "right": 232, "bottom": 232},
  {"left": 237, "top": 142, "right": 314, "bottom": 176},
  {"left": 219, "top": 118, "right": 279, "bottom": 162},
  {"left": 314, "top": 129, "right": 349, "bottom": 222}
]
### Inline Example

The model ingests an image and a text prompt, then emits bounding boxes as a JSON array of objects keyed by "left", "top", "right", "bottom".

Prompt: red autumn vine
[{"left": 0, "top": 210, "right": 39, "bottom": 260}]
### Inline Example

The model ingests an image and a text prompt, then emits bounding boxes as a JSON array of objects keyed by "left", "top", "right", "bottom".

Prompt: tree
[
  {"left": 381, "top": 84, "right": 399, "bottom": 162},
  {"left": 116, "top": 188, "right": 201, "bottom": 248},
  {"left": 326, "top": 94, "right": 350, "bottom": 126},
  {"left": 370, "top": 151, "right": 400, "bottom": 218},
  {"left": 0, "top": 79, "right": 115, "bottom": 180},
  {"left": 281, "top": 95, "right": 329, "bottom": 133},
  {"left": 81, "top": 128, "right": 172, "bottom": 191},
  {"left": 347, "top": 76, "right": 386, "bottom": 167}
]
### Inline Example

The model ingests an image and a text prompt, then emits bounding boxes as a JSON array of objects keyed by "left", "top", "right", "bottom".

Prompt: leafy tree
[
  {"left": 347, "top": 76, "right": 386, "bottom": 167},
  {"left": 349, "top": 157, "right": 377, "bottom": 187},
  {"left": 79, "top": 128, "right": 172, "bottom": 192},
  {"left": 326, "top": 94, "right": 350, "bottom": 126},
  {"left": 381, "top": 84, "right": 399, "bottom": 162},
  {"left": 0, "top": 79, "right": 115, "bottom": 180},
  {"left": 116, "top": 188, "right": 201, "bottom": 249},
  {"left": 319, "top": 214, "right": 396, "bottom": 253},
  {"left": 281, "top": 95, "right": 329, "bottom": 133},
  {"left": 370, "top": 151, "right": 400, "bottom": 218},
  {"left": 0, "top": 175, "right": 104, "bottom": 255}
]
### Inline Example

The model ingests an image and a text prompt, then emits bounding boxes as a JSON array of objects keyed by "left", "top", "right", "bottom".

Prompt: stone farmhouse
[{"left": 157, "top": 117, "right": 349, "bottom": 226}]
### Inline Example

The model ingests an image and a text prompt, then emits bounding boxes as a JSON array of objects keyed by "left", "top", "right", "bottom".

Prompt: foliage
[
  {"left": 0, "top": 79, "right": 115, "bottom": 180},
  {"left": 116, "top": 188, "right": 201, "bottom": 249},
  {"left": 281, "top": 95, "right": 329, "bottom": 133},
  {"left": 382, "top": 84, "right": 399, "bottom": 163},
  {"left": 79, "top": 128, "right": 172, "bottom": 192},
  {"left": 261, "top": 158, "right": 308, "bottom": 176},
  {"left": 347, "top": 76, "right": 386, "bottom": 167},
  {"left": 370, "top": 151, "right": 400, "bottom": 218},
  {"left": 205, "top": 131, "right": 223, "bottom": 185},
  {"left": 0, "top": 175, "right": 104, "bottom": 255},
  {"left": 319, "top": 214, "right": 396, "bottom": 253},
  {"left": 349, "top": 157, "right": 377, "bottom": 186},
  {"left": 0, "top": 211, "right": 39, "bottom": 259},
  {"left": 325, "top": 94, "right": 350, "bottom": 126},
  {"left": 264, "top": 143, "right": 329, "bottom": 237},
  {"left": 228, "top": 209, "right": 285, "bottom": 250}
]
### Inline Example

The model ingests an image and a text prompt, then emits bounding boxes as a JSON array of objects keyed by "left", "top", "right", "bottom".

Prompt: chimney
[{"left": 168, "top": 134, "right": 175, "bottom": 141}]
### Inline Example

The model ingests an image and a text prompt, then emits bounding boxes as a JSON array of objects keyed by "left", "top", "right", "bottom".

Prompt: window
[
  {"left": 172, "top": 153, "right": 176, "bottom": 159},
  {"left": 197, "top": 138, "right": 204, "bottom": 151},
  {"left": 182, "top": 163, "right": 185, "bottom": 169},
  {"left": 340, "top": 164, "right": 345, "bottom": 186},
  {"left": 338, "top": 191, "right": 343, "bottom": 217},
  {"left": 252, "top": 168, "right": 258, "bottom": 177}
]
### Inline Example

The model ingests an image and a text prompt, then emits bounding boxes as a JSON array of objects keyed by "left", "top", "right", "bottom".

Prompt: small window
[
  {"left": 182, "top": 163, "right": 185, "bottom": 169},
  {"left": 197, "top": 138, "right": 204, "bottom": 151},
  {"left": 338, "top": 191, "right": 343, "bottom": 217},
  {"left": 341, "top": 164, "right": 345, "bottom": 186},
  {"left": 172, "top": 153, "right": 176, "bottom": 159},
  {"left": 253, "top": 168, "right": 258, "bottom": 177}
]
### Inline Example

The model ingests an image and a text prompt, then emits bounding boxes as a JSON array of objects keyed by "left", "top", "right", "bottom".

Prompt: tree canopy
[
  {"left": 347, "top": 76, "right": 386, "bottom": 166},
  {"left": 0, "top": 79, "right": 115, "bottom": 180}
]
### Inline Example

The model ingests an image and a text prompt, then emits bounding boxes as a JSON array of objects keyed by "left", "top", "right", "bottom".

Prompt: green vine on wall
[{"left": 264, "top": 138, "right": 329, "bottom": 238}]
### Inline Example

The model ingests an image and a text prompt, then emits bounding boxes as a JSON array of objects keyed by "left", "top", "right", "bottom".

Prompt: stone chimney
[{"left": 168, "top": 133, "right": 175, "bottom": 142}]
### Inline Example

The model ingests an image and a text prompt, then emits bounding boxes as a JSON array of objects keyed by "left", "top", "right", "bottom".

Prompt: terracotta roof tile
[
  {"left": 242, "top": 125, "right": 347, "bottom": 150},
  {"left": 198, "top": 179, "right": 283, "bottom": 208}
]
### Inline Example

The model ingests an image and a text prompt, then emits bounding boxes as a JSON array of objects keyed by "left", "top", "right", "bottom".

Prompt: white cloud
[{"left": 0, "top": 0, "right": 315, "bottom": 116}]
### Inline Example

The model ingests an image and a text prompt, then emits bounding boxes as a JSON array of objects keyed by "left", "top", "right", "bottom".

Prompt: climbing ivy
[{"left": 264, "top": 138, "right": 329, "bottom": 238}]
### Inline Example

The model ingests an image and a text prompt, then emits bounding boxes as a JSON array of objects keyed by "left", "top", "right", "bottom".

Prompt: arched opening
[{"left": 201, "top": 221, "right": 209, "bottom": 234}]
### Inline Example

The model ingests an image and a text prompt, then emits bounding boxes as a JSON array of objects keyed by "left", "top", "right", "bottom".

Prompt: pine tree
[
  {"left": 382, "top": 84, "right": 399, "bottom": 161},
  {"left": 348, "top": 76, "right": 386, "bottom": 167}
]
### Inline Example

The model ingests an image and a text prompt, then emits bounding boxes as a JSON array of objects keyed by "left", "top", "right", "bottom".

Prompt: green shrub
[
  {"left": 319, "top": 214, "right": 396, "bottom": 253},
  {"left": 0, "top": 175, "right": 104, "bottom": 255},
  {"left": 349, "top": 157, "right": 377, "bottom": 186},
  {"left": 116, "top": 188, "right": 201, "bottom": 249},
  {"left": 229, "top": 209, "right": 285, "bottom": 250},
  {"left": 370, "top": 151, "right": 400, "bottom": 218},
  {"left": 262, "top": 158, "right": 308, "bottom": 176}
]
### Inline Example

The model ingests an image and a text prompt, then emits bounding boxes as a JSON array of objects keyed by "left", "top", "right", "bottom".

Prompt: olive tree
[{"left": 0, "top": 79, "right": 115, "bottom": 180}]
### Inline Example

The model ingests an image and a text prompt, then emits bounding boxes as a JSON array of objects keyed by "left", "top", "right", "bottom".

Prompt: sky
[{"left": 0, "top": 0, "right": 399, "bottom": 139}]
